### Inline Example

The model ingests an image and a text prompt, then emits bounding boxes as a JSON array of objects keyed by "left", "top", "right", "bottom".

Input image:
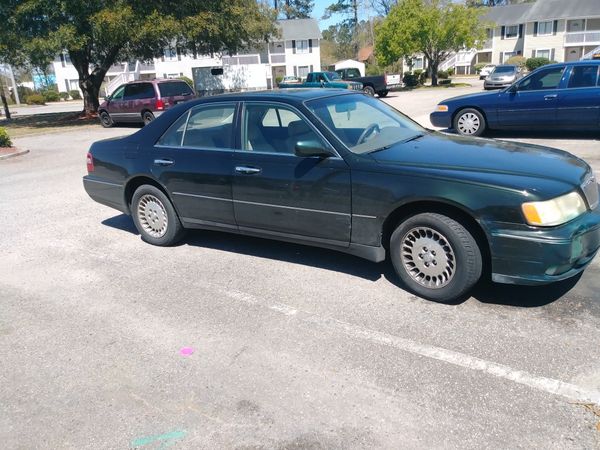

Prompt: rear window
[{"left": 158, "top": 81, "right": 193, "bottom": 97}]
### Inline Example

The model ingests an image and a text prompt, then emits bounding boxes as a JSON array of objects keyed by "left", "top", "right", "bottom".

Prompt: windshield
[
  {"left": 306, "top": 94, "right": 424, "bottom": 154},
  {"left": 493, "top": 66, "right": 516, "bottom": 74},
  {"left": 327, "top": 72, "right": 341, "bottom": 80}
]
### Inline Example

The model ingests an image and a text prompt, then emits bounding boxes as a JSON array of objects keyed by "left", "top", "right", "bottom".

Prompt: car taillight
[
  {"left": 156, "top": 99, "right": 165, "bottom": 110},
  {"left": 86, "top": 152, "right": 94, "bottom": 173}
]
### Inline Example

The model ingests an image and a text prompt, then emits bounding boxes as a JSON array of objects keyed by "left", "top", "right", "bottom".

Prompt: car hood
[
  {"left": 441, "top": 91, "right": 503, "bottom": 105},
  {"left": 371, "top": 132, "right": 590, "bottom": 189}
]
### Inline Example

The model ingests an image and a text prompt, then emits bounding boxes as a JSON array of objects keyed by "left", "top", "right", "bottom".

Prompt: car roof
[
  {"left": 124, "top": 78, "right": 187, "bottom": 85},
  {"left": 189, "top": 89, "right": 357, "bottom": 105},
  {"left": 541, "top": 60, "right": 600, "bottom": 69}
]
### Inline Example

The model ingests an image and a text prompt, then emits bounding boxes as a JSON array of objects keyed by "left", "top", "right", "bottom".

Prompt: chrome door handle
[
  {"left": 154, "top": 159, "right": 174, "bottom": 166},
  {"left": 235, "top": 166, "right": 262, "bottom": 175},
  {"left": 544, "top": 94, "right": 557, "bottom": 100}
]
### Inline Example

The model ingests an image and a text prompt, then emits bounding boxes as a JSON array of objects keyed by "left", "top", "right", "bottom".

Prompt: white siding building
[{"left": 51, "top": 19, "right": 322, "bottom": 96}]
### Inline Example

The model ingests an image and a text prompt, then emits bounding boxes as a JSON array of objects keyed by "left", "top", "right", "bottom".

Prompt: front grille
[{"left": 581, "top": 173, "right": 599, "bottom": 210}]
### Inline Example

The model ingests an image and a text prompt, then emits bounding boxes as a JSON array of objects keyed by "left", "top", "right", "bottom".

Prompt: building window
[
  {"left": 505, "top": 25, "right": 519, "bottom": 39},
  {"left": 502, "top": 52, "right": 516, "bottom": 63},
  {"left": 164, "top": 48, "right": 178, "bottom": 61},
  {"left": 412, "top": 57, "right": 423, "bottom": 70},
  {"left": 535, "top": 49, "right": 551, "bottom": 59},
  {"left": 537, "top": 21, "right": 553, "bottom": 36},
  {"left": 297, "top": 66, "right": 309, "bottom": 79},
  {"left": 296, "top": 40, "right": 309, "bottom": 54}
]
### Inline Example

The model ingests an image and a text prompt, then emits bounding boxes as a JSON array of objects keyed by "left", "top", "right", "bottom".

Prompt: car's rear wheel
[
  {"left": 453, "top": 108, "right": 486, "bottom": 136},
  {"left": 390, "top": 213, "right": 482, "bottom": 302},
  {"left": 363, "top": 85, "right": 375, "bottom": 96},
  {"left": 142, "top": 111, "right": 155, "bottom": 125},
  {"left": 131, "top": 185, "right": 185, "bottom": 246},
  {"left": 99, "top": 111, "right": 113, "bottom": 128}
]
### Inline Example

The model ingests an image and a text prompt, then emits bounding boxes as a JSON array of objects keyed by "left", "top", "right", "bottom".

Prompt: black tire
[
  {"left": 142, "top": 111, "right": 155, "bottom": 125},
  {"left": 363, "top": 85, "right": 376, "bottom": 96},
  {"left": 390, "top": 213, "right": 482, "bottom": 303},
  {"left": 377, "top": 90, "right": 389, "bottom": 98},
  {"left": 131, "top": 185, "right": 186, "bottom": 246},
  {"left": 99, "top": 111, "right": 113, "bottom": 128},
  {"left": 453, "top": 108, "right": 486, "bottom": 137}
]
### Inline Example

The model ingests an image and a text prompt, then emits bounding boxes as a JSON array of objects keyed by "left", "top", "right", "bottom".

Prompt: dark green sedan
[{"left": 83, "top": 89, "right": 600, "bottom": 302}]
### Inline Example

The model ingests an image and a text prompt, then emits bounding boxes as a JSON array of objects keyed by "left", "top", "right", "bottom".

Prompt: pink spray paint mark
[{"left": 179, "top": 347, "right": 195, "bottom": 357}]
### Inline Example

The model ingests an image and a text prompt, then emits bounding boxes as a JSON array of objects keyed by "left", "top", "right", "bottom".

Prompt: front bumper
[
  {"left": 484, "top": 80, "right": 512, "bottom": 89},
  {"left": 486, "top": 205, "right": 600, "bottom": 285},
  {"left": 430, "top": 111, "right": 452, "bottom": 128}
]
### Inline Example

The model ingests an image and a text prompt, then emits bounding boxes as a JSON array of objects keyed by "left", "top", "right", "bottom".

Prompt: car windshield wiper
[
  {"left": 401, "top": 133, "right": 425, "bottom": 143},
  {"left": 365, "top": 133, "right": 425, "bottom": 154}
]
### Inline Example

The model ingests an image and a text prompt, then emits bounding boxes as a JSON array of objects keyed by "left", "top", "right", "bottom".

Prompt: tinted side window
[
  {"left": 244, "top": 104, "right": 326, "bottom": 155},
  {"left": 567, "top": 65, "right": 599, "bottom": 88},
  {"left": 110, "top": 85, "right": 125, "bottom": 100},
  {"left": 345, "top": 68, "right": 361, "bottom": 79},
  {"left": 183, "top": 105, "right": 235, "bottom": 149},
  {"left": 156, "top": 111, "right": 189, "bottom": 147},
  {"left": 158, "top": 81, "right": 193, "bottom": 97},
  {"left": 138, "top": 83, "right": 155, "bottom": 99},
  {"left": 123, "top": 84, "right": 139, "bottom": 100},
  {"left": 519, "top": 67, "right": 564, "bottom": 91}
]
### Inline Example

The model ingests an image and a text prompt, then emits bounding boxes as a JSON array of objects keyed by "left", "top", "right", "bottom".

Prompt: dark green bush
[
  {"left": 505, "top": 55, "right": 527, "bottom": 69},
  {"left": 275, "top": 76, "right": 284, "bottom": 86},
  {"left": 26, "top": 94, "right": 45, "bottom": 105},
  {"left": 437, "top": 70, "right": 449, "bottom": 80},
  {"left": 525, "top": 57, "right": 552, "bottom": 71},
  {"left": 402, "top": 73, "right": 419, "bottom": 87},
  {"left": 42, "top": 90, "right": 60, "bottom": 102},
  {"left": 418, "top": 71, "right": 427, "bottom": 84},
  {"left": 0, "top": 127, "right": 12, "bottom": 147},
  {"left": 69, "top": 90, "right": 81, "bottom": 100},
  {"left": 59, "top": 92, "right": 69, "bottom": 101},
  {"left": 439, "top": 79, "right": 452, "bottom": 85}
]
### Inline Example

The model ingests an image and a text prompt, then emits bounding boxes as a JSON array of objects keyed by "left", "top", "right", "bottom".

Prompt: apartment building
[
  {"left": 442, "top": 0, "right": 600, "bottom": 74},
  {"left": 52, "top": 19, "right": 321, "bottom": 96}
]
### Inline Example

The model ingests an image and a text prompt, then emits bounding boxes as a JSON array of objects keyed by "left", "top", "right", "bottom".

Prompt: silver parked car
[{"left": 483, "top": 64, "right": 523, "bottom": 90}]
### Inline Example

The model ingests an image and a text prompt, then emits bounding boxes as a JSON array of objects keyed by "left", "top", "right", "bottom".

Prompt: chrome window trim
[{"left": 84, "top": 178, "right": 123, "bottom": 187}]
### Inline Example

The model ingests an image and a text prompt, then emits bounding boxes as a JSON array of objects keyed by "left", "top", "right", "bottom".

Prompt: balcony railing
[
  {"left": 565, "top": 31, "right": 600, "bottom": 45},
  {"left": 138, "top": 62, "right": 155, "bottom": 71}
]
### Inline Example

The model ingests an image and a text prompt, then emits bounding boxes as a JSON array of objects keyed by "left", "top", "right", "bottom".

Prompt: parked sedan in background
[
  {"left": 99, "top": 79, "right": 195, "bottom": 127},
  {"left": 483, "top": 64, "right": 522, "bottom": 90},
  {"left": 431, "top": 60, "right": 600, "bottom": 136},
  {"left": 84, "top": 89, "right": 600, "bottom": 303},
  {"left": 478, "top": 64, "right": 496, "bottom": 80}
]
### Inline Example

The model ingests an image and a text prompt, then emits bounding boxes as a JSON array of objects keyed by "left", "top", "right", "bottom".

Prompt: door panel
[
  {"left": 557, "top": 65, "right": 600, "bottom": 128},
  {"left": 233, "top": 102, "right": 351, "bottom": 244},
  {"left": 150, "top": 103, "right": 238, "bottom": 226},
  {"left": 497, "top": 66, "right": 565, "bottom": 128}
]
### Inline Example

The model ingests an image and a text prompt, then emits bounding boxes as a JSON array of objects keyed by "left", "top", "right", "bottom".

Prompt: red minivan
[{"left": 99, "top": 79, "right": 195, "bottom": 127}]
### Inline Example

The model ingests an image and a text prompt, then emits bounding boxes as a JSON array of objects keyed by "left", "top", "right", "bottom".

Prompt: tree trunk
[
  {"left": 79, "top": 75, "right": 102, "bottom": 115},
  {"left": 70, "top": 49, "right": 114, "bottom": 116},
  {"left": 430, "top": 60, "right": 439, "bottom": 86},
  {"left": 0, "top": 80, "right": 11, "bottom": 120}
]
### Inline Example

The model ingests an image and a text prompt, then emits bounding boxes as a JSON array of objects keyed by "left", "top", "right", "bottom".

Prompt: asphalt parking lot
[{"left": 1, "top": 83, "right": 600, "bottom": 449}]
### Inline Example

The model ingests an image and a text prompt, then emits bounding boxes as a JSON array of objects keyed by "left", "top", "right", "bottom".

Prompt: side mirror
[{"left": 295, "top": 140, "right": 334, "bottom": 158}]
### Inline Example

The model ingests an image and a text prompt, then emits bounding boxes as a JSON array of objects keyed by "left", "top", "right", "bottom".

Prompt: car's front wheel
[
  {"left": 131, "top": 185, "right": 185, "bottom": 246},
  {"left": 453, "top": 108, "right": 486, "bottom": 136},
  {"left": 99, "top": 111, "right": 113, "bottom": 128},
  {"left": 390, "top": 213, "right": 482, "bottom": 302},
  {"left": 378, "top": 90, "right": 389, "bottom": 98}
]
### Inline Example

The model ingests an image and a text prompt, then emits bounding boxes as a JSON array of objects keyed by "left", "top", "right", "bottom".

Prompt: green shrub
[
  {"left": 447, "top": 67, "right": 454, "bottom": 76},
  {"left": 0, "top": 127, "right": 12, "bottom": 147},
  {"left": 275, "top": 76, "right": 284, "bottom": 86},
  {"left": 177, "top": 76, "right": 194, "bottom": 88},
  {"left": 418, "top": 71, "right": 427, "bottom": 84},
  {"left": 525, "top": 57, "right": 552, "bottom": 71},
  {"left": 26, "top": 94, "right": 45, "bottom": 105},
  {"left": 69, "top": 90, "right": 81, "bottom": 100},
  {"left": 17, "top": 85, "right": 33, "bottom": 100},
  {"left": 437, "top": 70, "right": 449, "bottom": 80},
  {"left": 59, "top": 92, "right": 69, "bottom": 101},
  {"left": 402, "top": 73, "right": 419, "bottom": 87},
  {"left": 505, "top": 55, "right": 527, "bottom": 69},
  {"left": 42, "top": 90, "right": 61, "bottom": 102},
  {"left": 439, "top": 79, "right": 452, "bottom": 85}
]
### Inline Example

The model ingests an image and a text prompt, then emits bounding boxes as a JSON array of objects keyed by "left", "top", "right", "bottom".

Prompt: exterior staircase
[{"left": 581, "top": 45, "right": 600, "bottom": 60}]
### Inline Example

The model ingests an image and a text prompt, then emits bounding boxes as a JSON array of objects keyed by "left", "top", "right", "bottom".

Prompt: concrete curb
[{"left": 0, "top": 149, "right": 30, "bottom": 160}]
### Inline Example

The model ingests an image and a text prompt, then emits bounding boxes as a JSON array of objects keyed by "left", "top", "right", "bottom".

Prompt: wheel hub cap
[
  {"left": 457, "top": 113, "right": 480, "bottom": 135},
  {"left": 401, "top": 227, "right": 456, "bottom": 289},
  {"left": 137, "top": 194, "right": 168, "bottom": 238}
]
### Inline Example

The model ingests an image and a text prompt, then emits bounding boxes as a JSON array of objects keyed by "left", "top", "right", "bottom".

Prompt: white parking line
[{"left": 222, "top": 287, "right": 600, "bottom": 406}]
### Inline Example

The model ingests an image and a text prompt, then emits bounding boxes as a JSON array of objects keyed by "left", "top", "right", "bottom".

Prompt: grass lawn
[{"left": 0, "top": 112, "right": 98, "bottom": 138}]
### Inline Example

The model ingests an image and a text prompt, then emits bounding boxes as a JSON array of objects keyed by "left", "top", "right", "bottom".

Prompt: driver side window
[
  {"left": 518, "top": 67, "right": 564, "bottom": 91},
  {"left": 110, "top": 85, "right": 125, "bottom": 101}
]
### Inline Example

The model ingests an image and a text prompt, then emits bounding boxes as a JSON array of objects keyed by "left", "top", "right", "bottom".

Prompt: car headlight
[
  {"left": 521, "top": 191, "right": 587, "bottom": 226},
  {"left": 435, "top": 104, "right": 448, "bottom": 112}
]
